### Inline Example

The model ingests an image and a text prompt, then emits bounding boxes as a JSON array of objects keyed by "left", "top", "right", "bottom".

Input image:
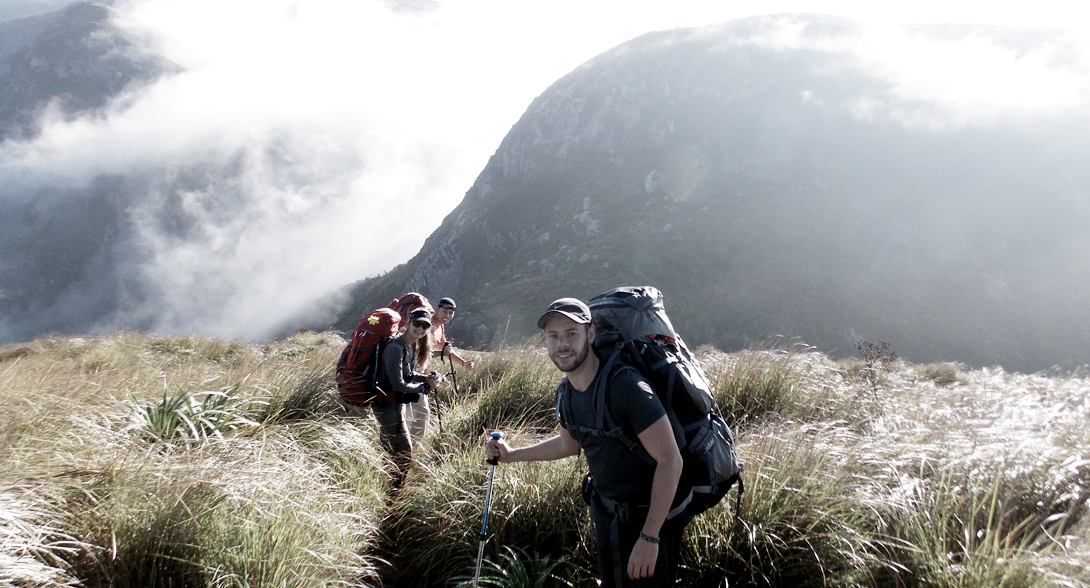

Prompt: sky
[{"left": 3, "top": 0, "right": 1090, "bottom": 341}]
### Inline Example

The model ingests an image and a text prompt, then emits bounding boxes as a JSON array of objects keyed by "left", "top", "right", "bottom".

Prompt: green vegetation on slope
[{"left": 1, "top": 333, "right": 1088, "bottom": 587}]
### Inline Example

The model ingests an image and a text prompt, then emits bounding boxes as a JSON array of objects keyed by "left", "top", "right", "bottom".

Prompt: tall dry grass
[
  {"left": 2, "top": 333, "right": 1089, "bottom": 587},
  {"left": 1, "top": 331, "right": 388, "bottom": 587}
]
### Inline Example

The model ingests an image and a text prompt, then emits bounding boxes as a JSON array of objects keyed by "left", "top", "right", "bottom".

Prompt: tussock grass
[
  {"left": 704, "top": 342, "right": 870, "bottom": 428},
  {"left": 431, "top": 347, "right": 559, "bottom": 458},
  {"left": 3, "top": 332, "right": 1089, "bottom": 587},
  {"left": 384, "top": 438, "right": 593, "bottom": 586},
  {"left": 913, "top": 362, "right": 967, "bottom": 387},
  {"left": 681, "top": 422, "right": 901, "bottom": 587},
  {"left": 1, "top": 331, "right": 386, "bottom": 588},
  {"left": 1, "top": 486, "right": 83, "bottom": 587},
  {"left": 60, "top": 431, "right": 383, "bottom": 588},
  {"left": 453, "top": 545, "right": 578, "bottom": 588}
]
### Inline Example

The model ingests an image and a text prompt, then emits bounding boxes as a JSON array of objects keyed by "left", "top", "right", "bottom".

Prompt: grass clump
[
  {"left": 454, "top": 545, "right": 577, "bottom": 588},
  {"left": 1, "top": 332, "right": 384, "bottom": 588},
  {"left": 383, "top": 440, "right": 593, "bottom": 586},
  {"left": 133, "top": 383, "right": 267, "bottom": 445},
  {"left": 433, "top": 347, "right": 559, "bottom": 455},
  {"left": 915, "top": 362, "right": 966, "bottom": 386},
  {"left": 681, "top": 422, "right": 902, "bottom": 588},
  {"left": 0, "top": 486, "right": 84, "bottom": 587},
  {"left": 703, "top": 342, "right": 866, "bottom": 428}
]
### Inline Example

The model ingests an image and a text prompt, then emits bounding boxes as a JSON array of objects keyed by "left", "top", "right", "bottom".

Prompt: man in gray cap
[{"left": 486, "top": 298, "right": 684, "bottom": 587}]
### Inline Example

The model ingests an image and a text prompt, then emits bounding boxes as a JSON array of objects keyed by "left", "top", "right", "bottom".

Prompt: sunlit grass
[
  {"left": 384, "top": 435, "right": 593, "bottom": 586},
  {"left": 2, "top": 332, "right": 1089, "bottom": 587}
]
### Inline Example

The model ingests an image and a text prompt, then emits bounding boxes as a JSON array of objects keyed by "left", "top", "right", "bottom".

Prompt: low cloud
[
  {"left": 723, "top": 16, "right": 1090, "bottom": 129},
  {"left": 0, "top": 0, "right": 493, "bottom": 341}
]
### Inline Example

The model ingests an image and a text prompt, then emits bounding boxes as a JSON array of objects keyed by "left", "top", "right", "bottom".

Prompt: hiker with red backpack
[
  {"left": 335, "top": 294, "right": 442, "bottom": 488},
  {"left": 387, "top": 293, "right": 437, "bottom": 445},
  {"left": 372, "top": 307, "right": 441, "bottom": 486}
]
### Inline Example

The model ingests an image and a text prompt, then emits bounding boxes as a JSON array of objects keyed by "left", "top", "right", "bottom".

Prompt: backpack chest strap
[{"left": 556, "top": 367, "right": 656, "bottom": 466}]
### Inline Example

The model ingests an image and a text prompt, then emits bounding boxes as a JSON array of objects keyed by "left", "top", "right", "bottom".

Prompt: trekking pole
[
  {"left": 447, "top": 349, "right": 460, "bottom": 396},
  {"left": 435, "top": 351, "right": 458, "bottom": 435},
  {"left": 473, "top": 431, "right": 503, "bottom": 588}
]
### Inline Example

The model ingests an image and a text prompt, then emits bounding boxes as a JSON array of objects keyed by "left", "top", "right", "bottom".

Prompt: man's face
[
  {"left": 543, "top": 314, "right": 593, "bottom": 373},
  {"left": 434, "top": 306, "right": 455, "bottom": 326}
]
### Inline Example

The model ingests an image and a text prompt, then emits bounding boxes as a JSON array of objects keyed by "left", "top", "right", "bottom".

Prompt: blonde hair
[{"left": 414, "top": 335, "right": 432, "bottom": 370}]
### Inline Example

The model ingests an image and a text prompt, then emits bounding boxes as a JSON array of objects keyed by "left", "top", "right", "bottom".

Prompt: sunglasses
[{"left": 412, "top": 321, "right": 431, "bottom": 329}]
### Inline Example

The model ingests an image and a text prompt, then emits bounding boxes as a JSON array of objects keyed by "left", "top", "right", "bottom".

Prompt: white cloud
[
  {"left": 855, "top": 26, "right": 1090, "bottom": 128},
  {"left": 717, "top": 15, "right": 1090, "bottom": 128}
]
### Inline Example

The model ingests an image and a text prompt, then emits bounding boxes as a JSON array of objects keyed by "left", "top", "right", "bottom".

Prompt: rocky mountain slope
[
  {"left": 0, "top": 1, "right": 177, "bottom": 140},
  {"left": 334, "top": 15, "right": 1090, "bottom": 372}
]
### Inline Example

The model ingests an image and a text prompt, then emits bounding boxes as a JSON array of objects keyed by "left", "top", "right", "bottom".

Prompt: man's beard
[{"left": 550, "top": 340, "right": 591, "bottom": 373}]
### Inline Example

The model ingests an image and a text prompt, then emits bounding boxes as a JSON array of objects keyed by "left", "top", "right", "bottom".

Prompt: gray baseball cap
[{"left": 537, "top": 298, "right": 592, "bottom": 329}]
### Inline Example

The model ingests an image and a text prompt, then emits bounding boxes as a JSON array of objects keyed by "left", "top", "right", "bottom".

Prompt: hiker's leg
[
  {"left": 402, "top": 394, "right": 430, "bottom": 443},
  {"left": 589, "top": 496, "right": 621, "bottom": 588},
  {"left": 372, "top": 402, "right": 412, "bottom": 486}
]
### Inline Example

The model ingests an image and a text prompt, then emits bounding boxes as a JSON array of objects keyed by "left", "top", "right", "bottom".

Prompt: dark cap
[
  {"left": 537, "top": 298, "right": 592, "bottom": 329},
  {"left": 408, "top": 308, "right": 432, "bottom": 326},
  {"left": 438, "top": 297, "right": 457, "bottom": 309}
]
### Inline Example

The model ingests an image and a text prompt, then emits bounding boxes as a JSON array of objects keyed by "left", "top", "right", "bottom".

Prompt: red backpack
[
  {"left": 390, "top": 292, "right": 430, "bottom": 324},
  {"left": 336, "top": 308, "right": 401, "bottom": 406}
]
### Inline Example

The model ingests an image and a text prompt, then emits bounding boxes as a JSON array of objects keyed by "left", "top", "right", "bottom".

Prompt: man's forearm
[
  {"left": 642, "top": 452, "right": 682, "bottom": 538},
  {"left": 450, "top": 349, "right": 466, "bottom": 364},
  {"left": 508, "top": 434, "right": 580, "bottom": 462}
]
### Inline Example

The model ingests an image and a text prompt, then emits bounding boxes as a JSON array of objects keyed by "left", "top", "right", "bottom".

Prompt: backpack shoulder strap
[
  {"left": 594, "top": 347, "right": 653, "bottom": 463},
  {"left": 555, "top": 377, "right": 572, "bottom": 429}
]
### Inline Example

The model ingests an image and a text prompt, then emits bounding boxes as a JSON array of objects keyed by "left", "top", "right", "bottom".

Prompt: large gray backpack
[{"left": 561, "top": 286, "right": 744, "bottom": 523}]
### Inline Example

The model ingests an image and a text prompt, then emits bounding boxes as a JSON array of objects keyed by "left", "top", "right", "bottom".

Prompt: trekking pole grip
[{"left": 486, "top": 431, "right": 503, "bottom": 465}]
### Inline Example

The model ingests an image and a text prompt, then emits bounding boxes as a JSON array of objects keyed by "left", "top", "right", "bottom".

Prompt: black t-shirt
[{"left": 559, "top": 367, "right": 666, "bottom": 502}]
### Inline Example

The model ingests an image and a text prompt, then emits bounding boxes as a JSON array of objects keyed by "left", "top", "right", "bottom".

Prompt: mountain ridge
[{"left": 331, "top": 15, "right": 1090, "bottom": 373}]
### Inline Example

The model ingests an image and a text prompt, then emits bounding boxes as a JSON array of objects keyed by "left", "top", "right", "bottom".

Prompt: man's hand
[
  {"left": 628, "top": 537, "right": 659, "bottom": 579},
  {"left": 485, "top": 437, "right": 511, "bottom": 463}
]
